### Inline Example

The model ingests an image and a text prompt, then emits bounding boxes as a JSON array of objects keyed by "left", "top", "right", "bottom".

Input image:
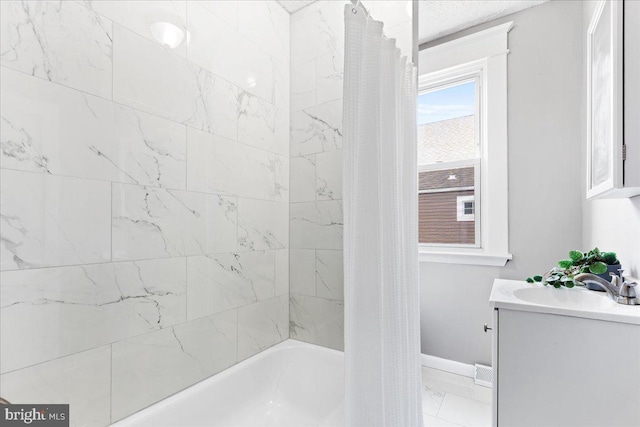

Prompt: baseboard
[{"left": 420, "top": 353, "right": 475, "bottom": 378}]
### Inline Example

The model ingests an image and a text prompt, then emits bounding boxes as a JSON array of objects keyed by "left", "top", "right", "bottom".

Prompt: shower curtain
[{"left": 343, "top": 3, "right": 423, "bottom": 426}]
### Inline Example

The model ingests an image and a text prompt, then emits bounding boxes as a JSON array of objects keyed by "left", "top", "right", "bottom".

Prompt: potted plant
[{"left": 526, "top": 247, "right": 621, "bottom": 290}]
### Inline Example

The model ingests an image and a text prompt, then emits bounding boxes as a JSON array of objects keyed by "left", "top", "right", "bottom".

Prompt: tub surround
[
  {"left": 0, "top": 1, "right": 289, "bottom": 425},
  {"left": 0, "top": 1, "right": 414, "bottom": 424}
]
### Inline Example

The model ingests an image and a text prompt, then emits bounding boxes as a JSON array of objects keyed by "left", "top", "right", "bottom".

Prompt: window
[
  {"left": 418, "top": 79, "right": 480, "bottom": 246},
  {"left": 457, "top": 196, "right": 475, "bottom": 221},
  {"left": 417, "top": 22, "right": 513, "bottom": 266}
]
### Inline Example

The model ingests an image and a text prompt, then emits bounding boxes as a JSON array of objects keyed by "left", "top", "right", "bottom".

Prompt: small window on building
[
  {"left": 457, "top": 196, "right": 475, "bottom": 221},
  {"left": 417, "top": 79, "right": 480, "bottom": 246}
]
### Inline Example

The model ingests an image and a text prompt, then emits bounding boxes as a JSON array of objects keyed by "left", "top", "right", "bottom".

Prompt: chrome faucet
[{"left": 574, "top": 270, "right": 640, "bottom": 305}]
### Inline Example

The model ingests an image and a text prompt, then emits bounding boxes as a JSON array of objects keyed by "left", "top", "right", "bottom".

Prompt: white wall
[
  {"left": 582, "top": 1, "right": 640, "bottom": 278},
  {"left": 419, "top": 0, "right": 584, "bottom": 365},
  {"left": 0, "top": 1, "right": 289, "bottom": 425}
]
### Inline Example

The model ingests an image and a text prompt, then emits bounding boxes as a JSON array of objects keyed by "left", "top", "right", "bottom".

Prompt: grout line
[
  {"left": 109, "top": 344, "right": 113, "bottom": 425},
  {"left": 314, "top": 248, "right": 318, "bottom": 297},
  {"left": 235, "top": 308, "right": 239, "bottom": 364},
  {"left": 0, "top": 294, "right": 282, "bottom": 377},
  {"left": 0, "top": 166, "right": 293, "bottom": 204},
  {"left": 0, "top": 63, "right": 288, "bottom": 158},
  {"left": 110, "top": 181, "right": 113, "bottom": 262},
  {"left": 435, "top": 391, "right": 446, "bottom": 418}
]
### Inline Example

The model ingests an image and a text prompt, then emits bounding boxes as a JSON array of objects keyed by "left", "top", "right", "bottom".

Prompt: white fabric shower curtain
[{"left": 343, "top": 3, "right": 423, "bottom": 427}]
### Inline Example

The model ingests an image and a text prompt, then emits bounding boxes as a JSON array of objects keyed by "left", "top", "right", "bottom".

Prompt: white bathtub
[{"left": 113, "top": 340, "right": 344, "bottom": 427}]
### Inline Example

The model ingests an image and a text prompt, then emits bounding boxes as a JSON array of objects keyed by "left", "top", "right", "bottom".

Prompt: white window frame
[
  {"left": 418, "top": 22, "right": 513, "bottom": 267},
  {"left": 418, "top": 72, "right": 482, "bottom": 249},
  {"left": 457, "top": 195, "right": 475, "bottom": 222}
]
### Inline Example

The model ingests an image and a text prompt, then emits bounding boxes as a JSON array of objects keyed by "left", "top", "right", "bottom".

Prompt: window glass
[
  {"left": 417, "top": 81, "right": 478, "bottom": 165},
  {"left": 418, "top": 80, "right": 479, "bottom": 246}
]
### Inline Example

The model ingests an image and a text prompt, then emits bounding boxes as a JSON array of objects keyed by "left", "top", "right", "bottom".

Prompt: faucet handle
[
  {"left": 610, "top": 272, "right": 622, "bottom": 287},
  {"left": 619, "top": 280, "right": 638, "bottom": 299}
]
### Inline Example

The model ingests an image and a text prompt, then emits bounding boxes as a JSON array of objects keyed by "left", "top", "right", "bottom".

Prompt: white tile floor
[{"left": 421, "top": 367, "right": 492, "bottom": 427}]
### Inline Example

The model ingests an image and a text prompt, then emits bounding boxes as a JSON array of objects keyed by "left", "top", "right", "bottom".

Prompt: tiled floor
[{"left": 421, "top": 366, "right": 492, "bottom": 427}]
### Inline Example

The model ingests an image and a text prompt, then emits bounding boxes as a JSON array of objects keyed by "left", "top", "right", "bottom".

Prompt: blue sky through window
[{"left": 417, "top": 81, "right": 475, "bottom": 125}]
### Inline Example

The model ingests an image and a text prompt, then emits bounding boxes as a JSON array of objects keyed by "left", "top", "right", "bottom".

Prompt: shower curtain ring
[{"left": 351, "top": 0, "right": 360, "bottom": 14}]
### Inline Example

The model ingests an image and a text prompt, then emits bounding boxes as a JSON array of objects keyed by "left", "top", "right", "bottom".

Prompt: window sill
[{"left": 418, "top": 250, "right": 512, "bottom": 266}]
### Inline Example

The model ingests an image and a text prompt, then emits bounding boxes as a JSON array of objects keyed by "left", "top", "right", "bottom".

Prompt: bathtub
[{"left": 113, "top": 340, "right": 344, "bottom": 427}]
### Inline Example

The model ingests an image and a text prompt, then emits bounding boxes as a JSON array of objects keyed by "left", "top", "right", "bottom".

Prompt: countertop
[{"left": 490, "top": 279, "right": 640, "bottom": 325}]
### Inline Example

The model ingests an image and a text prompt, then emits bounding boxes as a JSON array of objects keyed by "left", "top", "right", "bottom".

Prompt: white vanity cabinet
[{"left": 490, "top": 279, "right": 640, "bottom": 427}]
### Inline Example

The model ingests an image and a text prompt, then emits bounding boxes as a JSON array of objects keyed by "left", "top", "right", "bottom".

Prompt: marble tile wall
[
  {"left": 0, "top": 1, "right": 289, "bottom": 425},
  {"left": 288, "top": 0, "right": 413, "bottom": 351}
]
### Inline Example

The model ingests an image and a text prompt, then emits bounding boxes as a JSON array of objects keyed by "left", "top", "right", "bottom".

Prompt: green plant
[{"left": 526, "top": 247, "right": 620, "bottom": 288}]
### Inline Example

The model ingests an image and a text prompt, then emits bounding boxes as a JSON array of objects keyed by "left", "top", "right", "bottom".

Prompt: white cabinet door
[{"left": 497, "top": 308, "right": 640, "bottom": 427}]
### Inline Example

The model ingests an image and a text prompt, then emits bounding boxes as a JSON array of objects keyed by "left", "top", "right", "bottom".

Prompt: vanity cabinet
[{"left": 490, "top": 279, "right": 640, "bottom": 427}]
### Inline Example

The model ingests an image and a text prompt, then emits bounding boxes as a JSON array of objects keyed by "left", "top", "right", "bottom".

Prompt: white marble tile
[
  {"left": 238, "top": 0, "right": 290, "bottom": 65},
  {"left": 112, "top": 183, "right": 237, "bottom": 261},
  {"left": 0, "top": 258, "right": 186, "bottom": 374},
  {"left": 437, "top": 394, "right": 492, "bottom": 427},
  {"left": 237, "top": 199, "right": 288, "bottom": 251},
  {"left": 113, "top": 25, "right": 238, "bottom": 140},
  {"left": 1, "top": 67, "right": 186, "bottom": 189},
  {"left": 208, "top": 309, "right": 239, "bottom": 372},
  {"left": 187, "top": 1, "right": 274, "bottom": 104},
  {"left": 273, "top": 55, "right": 290, "bottom": 113},
  {"left": 238, "top": 91, "right": 289, "bottom": 157},
  {"left": 237, "top": 295, "right": 288, "bottom": 361},
  {"left": 289, "top": 294, "right": 344, "bottom": 351},
  {"left": 111, "top": 313, "right": 237, "bottom": 421},
  {"left": 0, "top": 346, "right": 111, "bottom": 427},
  {"left": 187, "top": 127, "right": 287, "bottom": 201},
  {"left": 422, "top": 383, "right": 446, "bottom": 417},
  {"left": 291, "top": 60, "right": 316, "bottom": 112},
  {"left": 290, "top": 201, "right": 343, "bottom": 250},
  {"left": 315, "top": 150, "right": 343, "bottom": 200},
  {"left": 274, "top": 249, "right": 289, "bottom": 296},
  {"left": 291, "top": 99, "right": 343, "bottom": 157},
  {"left": 290, "top": 155, "right": 317, "bottom": 203},
  {"left": 316, "top": 50, "right": 344, "bottom": 105},
  {"left": 86, "top": 0, "right": 188, "bottom": 57},
  {"left": 315, "top": 250, "right": 343, "bottom": 301},
  {"left": 274, "top": 154, "right": 289, "bottom": 203},
  {"left": 197, "top": 0, "right": 238, "bottom": 29},
  {"left": 0, "top": 0, "right": 113, "bottom": 98},
  {"left": 290, "top": 249, "right": 316, "bottom": 296},
  {"left": 186, "top": 251, "right": 275, "bottom": 320},
  {"left": 290, "top": 0, "right": 345, "bottom": 66},
  {"left": 0, "top": 170, "right": 111, "bottom": 271}
]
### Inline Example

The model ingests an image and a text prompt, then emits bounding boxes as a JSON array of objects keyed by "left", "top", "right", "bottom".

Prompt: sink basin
[{"left": 512, "top": 287, "right": 614, "bottom": 310}]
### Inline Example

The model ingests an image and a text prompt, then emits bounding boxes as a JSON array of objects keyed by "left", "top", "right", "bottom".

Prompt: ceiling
[
  {"left": 276, "top": 0, "right": 548, "bottom": 44},
  {"left": 419, "top": 1, "right": 547, "bottom": 44},
  {"left": 276, "top": 0, "right": 318, "bottom": 13}
]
